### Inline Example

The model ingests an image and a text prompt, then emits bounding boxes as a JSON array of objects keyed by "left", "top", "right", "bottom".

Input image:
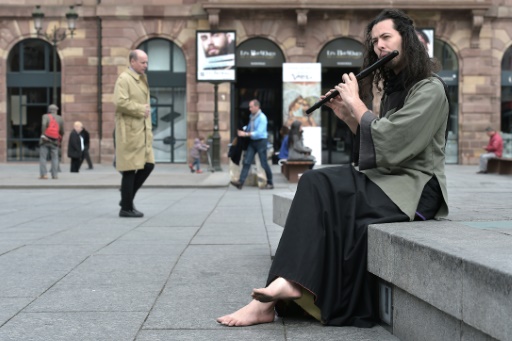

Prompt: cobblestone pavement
[{"left": 0, "top": 163, "right": 510, "bottom": 340}]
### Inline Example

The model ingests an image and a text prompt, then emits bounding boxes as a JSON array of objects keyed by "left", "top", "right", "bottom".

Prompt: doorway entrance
[{"left": 234, "top": 67, "right": 283, "bottom": 162}]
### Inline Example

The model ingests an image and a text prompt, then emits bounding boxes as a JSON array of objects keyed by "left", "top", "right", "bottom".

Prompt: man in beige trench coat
[{"left": 114, "top": 49, "right": 155, "bottom": 218}]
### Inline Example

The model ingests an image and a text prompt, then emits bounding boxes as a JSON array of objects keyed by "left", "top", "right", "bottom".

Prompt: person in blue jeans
[{"left": 231, "top": 99, "right": 274, "bottom": 190}]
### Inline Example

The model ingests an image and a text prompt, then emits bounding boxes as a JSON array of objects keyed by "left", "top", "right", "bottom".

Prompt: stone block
[
  {"left": 393, "top": 287, "right": 460, "bottom": 341},
  {"left": 369, "top": 220, "right": 512, "bottom": 340},
  {"left": 369, "top": 221, "right": 464, "bottom": 319},
  {"left": 463, "top": 259, "right": 512, "bottom": 341},
  {"left": 272, "top": 193, "right": 294, "bottom": 227},
  {"left": 367, "top": 226, "right": 395, "bottom": 283}
]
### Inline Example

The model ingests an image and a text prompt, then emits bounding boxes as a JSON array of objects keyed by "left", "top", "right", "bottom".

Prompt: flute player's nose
[
  {"left": 375, "top": 44, "right": 384, "bottom": 56},
  {"left": 376, "top": 40, "right": 386, "bottom": 52}
]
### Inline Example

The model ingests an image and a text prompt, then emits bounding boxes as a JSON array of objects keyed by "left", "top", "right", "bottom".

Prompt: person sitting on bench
[{"left": 477, "top": 126, "right": 503, "bottom": 174}]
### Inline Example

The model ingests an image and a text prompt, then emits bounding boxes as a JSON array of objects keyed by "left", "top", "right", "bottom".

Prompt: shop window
[{"left": 500, "top": 46, "right": 512, "bottom": 156}]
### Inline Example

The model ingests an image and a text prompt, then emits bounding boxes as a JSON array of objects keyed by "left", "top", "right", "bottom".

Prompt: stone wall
[{"left": 0, "top": 1, "right": 510, "bottom": 164}]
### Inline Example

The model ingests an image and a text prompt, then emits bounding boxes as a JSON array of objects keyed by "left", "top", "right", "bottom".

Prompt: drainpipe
[{"left": 97, "top": 0, "right": 103, "bottom": 162}]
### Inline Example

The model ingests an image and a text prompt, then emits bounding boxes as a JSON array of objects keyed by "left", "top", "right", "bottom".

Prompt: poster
[
  {"left": 282, "top": 63, "right": 322, "bottom": 164},
  {"left": 196, "top": 30, "right": 236, "bottom": 82},
  {"left": 416, "top": 28, "right": 434, "bottom": 58}
]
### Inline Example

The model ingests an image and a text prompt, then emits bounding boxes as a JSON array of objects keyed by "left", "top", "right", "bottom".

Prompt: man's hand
[
  {"left": 322, "top": 88, "right": 352, "bottom": 122},
  {"left": 334, "top": 73, "right": 369, "bottom": 122},
  {"left": 144, "top": 104, "right": 150, "bottom": 118}
]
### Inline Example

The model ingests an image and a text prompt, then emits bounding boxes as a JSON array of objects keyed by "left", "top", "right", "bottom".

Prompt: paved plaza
[{"left": 0, "top": 163, "right": 510, "bottom": 340}]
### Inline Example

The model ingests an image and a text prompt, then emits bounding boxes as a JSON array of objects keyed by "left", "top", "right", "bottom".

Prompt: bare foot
[
  {"left": 216, "top": 299, "right": 276, "bottom": 327},
  {"left": 251, "top": 277, "right": 302, "bottom": 303}
]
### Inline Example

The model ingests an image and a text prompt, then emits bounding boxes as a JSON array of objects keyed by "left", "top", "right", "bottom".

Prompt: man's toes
[
  {"left": 230, "top": 318, "right": 245, "bottom": 327},
  {"left": 217, "top": 315, "right": 235, "bottom": 326},
  {"left": 223, "top": 317, "right": 236, "bottom": 326},
  {"left": 217, "top": 316, "right": 228, "bottom": 324}
]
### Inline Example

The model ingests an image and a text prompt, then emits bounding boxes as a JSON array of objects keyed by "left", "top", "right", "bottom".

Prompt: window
[
  {"left": 138, "top": 39, "right": 187, "bottom": 163},
  {"left": 7, "top": 39, "right": 58, "bottom": 161},
  {"left": 501, "top": 47, "right": 512, "bottom": 134},
  {"left": 434, "top": 39, "right": 459, "bottom": 164}
]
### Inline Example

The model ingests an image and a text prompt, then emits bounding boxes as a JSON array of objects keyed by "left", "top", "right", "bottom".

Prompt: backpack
[{"left": 44, "top": 114, "right": 60, "bottom": 139}]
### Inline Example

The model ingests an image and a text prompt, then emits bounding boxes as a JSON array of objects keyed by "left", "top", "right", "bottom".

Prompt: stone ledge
[
  {"left": 272, "top": 192, "right": 294, "bottom": 227},
  {"left": 368, "top": 220, "right": 511, "bottom": 341}
]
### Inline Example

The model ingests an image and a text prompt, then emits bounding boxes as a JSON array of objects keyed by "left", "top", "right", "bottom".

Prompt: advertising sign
[
  {"left": 416, "top": 28, "right": 434, "bottom": 58},
  {"left": 283, "top": 63, "right": 322, "bottom": 164},
  {"left": 318, "top": 38, "right": 364, "bottom": 67},
  {"left": 237, "top": 38, "right": 284, "bottom": 67},
  {"left": 196, "top": 30, "right": 236, "bottom": 82}
]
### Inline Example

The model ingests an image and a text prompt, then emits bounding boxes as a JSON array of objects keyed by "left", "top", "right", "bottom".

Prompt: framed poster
[
  {"left": 416, "top": 28, "right": 434, "bottom": 58},
  {"left": 196, "top": 30, "right": 236, "bottom": 82}
]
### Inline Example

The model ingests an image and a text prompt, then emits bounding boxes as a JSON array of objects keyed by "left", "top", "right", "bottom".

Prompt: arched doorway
[
  {"left": 7, "top": 39, "right": 60, "bottom": 161},
  {"left": 234, "top": 38, "right": 285, "bottom": 163},
  {"left": 434, "top": 39, "right": 459, "bottom": 164},
  {"left": 501, "top": 46, "right": 512, "bottom": 157},
  {"left": 137, "top": 39, "right": 187, "bottom": 163},
  {"left": 318, "top": 38, "right": 363, "bottom": 164}
]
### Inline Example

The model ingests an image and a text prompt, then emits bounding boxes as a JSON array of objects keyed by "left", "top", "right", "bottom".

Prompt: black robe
[{"left": 268, "top": 165, "right": 408, "bottom": 327}]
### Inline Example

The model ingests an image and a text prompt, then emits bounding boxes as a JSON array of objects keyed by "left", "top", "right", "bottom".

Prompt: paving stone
[
  {"left": 136, "top": 329, "right": 286, "bottom": 341},
  {"left": 0, "top": 297, "right": 34, "bottom": 326},
  {"left": 0, "top": 312, "right": 146, "bottom": 341},
  {"left": 25, "top": 287, "right": 161, "bottom": 313}
]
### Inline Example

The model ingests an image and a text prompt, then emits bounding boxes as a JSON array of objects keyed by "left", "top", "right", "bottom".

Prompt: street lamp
[
  {"left": 32, "top": 5, "right": 78, "bottom": 105},
  {"left": 212, "top": 82, "right": 222, "bottom": 171}
]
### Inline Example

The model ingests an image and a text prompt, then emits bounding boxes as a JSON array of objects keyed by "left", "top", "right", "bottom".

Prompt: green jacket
[
  {"left": 360, "top": 77, "right": 449, "bottom": 220},
  {"left": 114, "top": 68, "right": 154, "bottom": 172}
]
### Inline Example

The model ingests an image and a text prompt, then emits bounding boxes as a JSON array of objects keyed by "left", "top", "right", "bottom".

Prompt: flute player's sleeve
[
  {"left": 359, "top": 78, "right": 448, "bottom": 170},
  {"left": 358, "top": 112, "right": 378, "bottom": 170}
]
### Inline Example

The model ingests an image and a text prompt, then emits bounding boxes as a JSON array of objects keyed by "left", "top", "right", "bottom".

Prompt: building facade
[{"left": 1, "top": 0, "right": 511, "bottom": 166}]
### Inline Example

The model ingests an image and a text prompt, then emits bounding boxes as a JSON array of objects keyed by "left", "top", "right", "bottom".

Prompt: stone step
[{"left": 368, "top": 220, "right": 510, "bottom": 341}]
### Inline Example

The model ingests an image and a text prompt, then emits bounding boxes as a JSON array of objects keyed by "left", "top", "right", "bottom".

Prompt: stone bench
[
  {"left": 487, "top": 157, "right": 512, "bottom": 175},
  {"left": 280, "top": 160, "right": 314, "bottom": 183},
  {"left": 273, "top": 193, "right": 511, "bottom": 341}
]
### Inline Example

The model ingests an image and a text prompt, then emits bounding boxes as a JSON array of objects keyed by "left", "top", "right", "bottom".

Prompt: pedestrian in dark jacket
[{"left": 68, "top": 121, "right": 84, "bottom": 173}]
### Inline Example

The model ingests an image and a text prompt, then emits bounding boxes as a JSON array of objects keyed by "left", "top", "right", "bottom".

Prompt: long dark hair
[
  {"left": 359, "top": 9, "right": 439, "bottom": 101},
  {"left": 288, "top": 120, "right": 302, "bottom": 149}
]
